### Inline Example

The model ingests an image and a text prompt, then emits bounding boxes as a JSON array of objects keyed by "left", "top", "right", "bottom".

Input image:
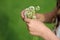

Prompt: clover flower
[{"left": 24, "top": 6, "right": 40, "bottom": 19}]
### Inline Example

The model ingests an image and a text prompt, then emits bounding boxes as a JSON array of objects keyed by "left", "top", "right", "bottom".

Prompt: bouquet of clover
[
  {"left": 24, "top": 6, "right": 40, "bottom": 19},
  {"left": 24, "top": 6, "right": 40, "bottom": 40}
]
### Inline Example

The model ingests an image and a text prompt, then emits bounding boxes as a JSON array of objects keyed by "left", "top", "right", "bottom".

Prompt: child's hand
[
  {"left": 25, "top": 18, "right": 47, "bottom": 36},
  {"left": 21, "top": 10, "right": 45, "bottom": 22},
  {"left": 21, "top": 10, "right": 47, "bottom": 36}
]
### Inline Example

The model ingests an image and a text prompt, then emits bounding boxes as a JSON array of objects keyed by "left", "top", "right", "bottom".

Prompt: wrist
[{"left": 39, "top": 27, "right": 59, "bottom": 40}]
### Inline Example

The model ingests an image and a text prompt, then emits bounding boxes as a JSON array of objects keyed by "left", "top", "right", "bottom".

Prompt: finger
[
  {"left": 21, "top": 10, "right": 25, "bottom": 19},
  {"left": 24, "top": 18, "right": 32, "bottom": 23},
  {"left": 26, "top": 23, "right": 30, "bottom": 27}
]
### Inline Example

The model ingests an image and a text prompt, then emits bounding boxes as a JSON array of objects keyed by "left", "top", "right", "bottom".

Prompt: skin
[
  {"left": 21, "top": 9, "right": 59, "bottom": 40},
  {"left": 36, "top": 8, "right": 57, "bottom": 22}
]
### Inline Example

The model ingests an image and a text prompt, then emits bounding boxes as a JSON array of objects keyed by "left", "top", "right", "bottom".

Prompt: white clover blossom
[
  {"left": 26, "top": 12, "right": 33, "bottom": 19},
  {"left": 32, "top": 16, "right": 36, "bottom": 19},
  {"left": 24, "top": 6, "right": 40, "bottom": 19},
  {"left": 29, "top": 6, "right": 35, "bottom": 11},
  {"left": 35, "top": 6, "right": 40, "bottom": 11},
  {"left": 24, "top": 8, "right": 29, "bottom": 18}
]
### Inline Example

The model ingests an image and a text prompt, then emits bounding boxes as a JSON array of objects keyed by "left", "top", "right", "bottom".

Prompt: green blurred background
[{"left": 0, "top": 0, "right": 56, "bottom": 40}]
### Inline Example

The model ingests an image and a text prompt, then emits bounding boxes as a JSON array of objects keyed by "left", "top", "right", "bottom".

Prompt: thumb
[{"left": 21, "top": 10, "right": 25, "bottom": 19}]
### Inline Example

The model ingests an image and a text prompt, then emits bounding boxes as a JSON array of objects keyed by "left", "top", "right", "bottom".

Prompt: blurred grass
[{"left": 0, "top": 0, "right": 56, "bottom": 40}]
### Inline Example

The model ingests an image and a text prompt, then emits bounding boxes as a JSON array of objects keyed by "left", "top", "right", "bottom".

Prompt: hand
[
  {"left": 24, "top": 18, "right": 48, "bottom": 37},
  {"left": 21, "top": 10, "right": 45, "bottom": 22},
  {"left": 21, "top": 10, "right": 47, "bottom": 36}
]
